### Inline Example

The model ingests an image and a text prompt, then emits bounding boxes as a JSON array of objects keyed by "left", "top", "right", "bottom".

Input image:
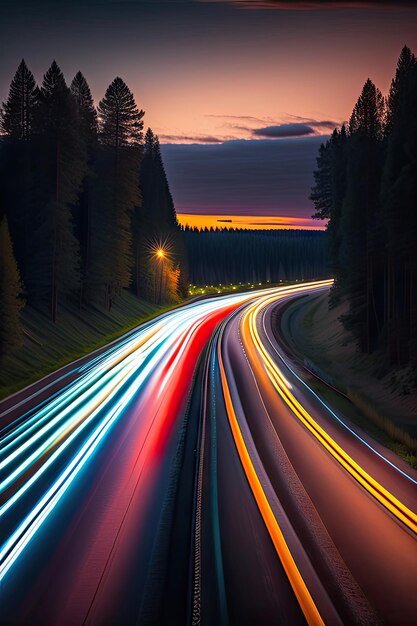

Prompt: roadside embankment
[
  {"left": 0, "top": 291, "right": 163, "bottom": 400},
  {"left": 278, "top": 291, "right": 417, "bottom": 468}
]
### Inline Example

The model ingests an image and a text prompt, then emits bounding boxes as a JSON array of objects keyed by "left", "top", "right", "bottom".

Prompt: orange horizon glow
[{"left": 177, "top": 213, "right": 326, "bottom": 231}]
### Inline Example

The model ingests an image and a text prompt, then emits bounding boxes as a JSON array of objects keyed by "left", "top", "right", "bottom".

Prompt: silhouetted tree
[
  {"left": 338, "top": 79, "right": 385, "bottom": 351},
  {"left": 1, "top": 59, "right": 39, "bottom": 140},
  {"left": 311, "top": 126, "right": 347, "bottom": 304},
  {"left": 184, "top": 228, "right": 328, "bottom": 286},
  {"left": 1, "top": 60, "right": 189, "bottom": 323},
  {"left": 29, "top": 61, "right": 86, "bottom": 321},
  {"left": 90, "top": 77, "right": 144, "bottom": 308},
  {"left": 312, "top": 45, "right": 417, "bottom": 381},
  {"left": 385, "top": 46, "right": 416, "bottom": 135},
  {"left": 0, "top": 60, "right": 40, "bottom": 281},
  {"left": 70, "top": 71, "right": 98, "bottom": 302},
  {"left": 0, "top": 217, "right": 25, "bottom": 358},
  {"left": 381, "top": 48, "right": 417, "bottom": 366},
  {"left": 135, "top": 128, "right": 186, "bottom": 302}
]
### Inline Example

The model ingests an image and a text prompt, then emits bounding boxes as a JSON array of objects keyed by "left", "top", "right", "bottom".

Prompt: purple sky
[{"left": 1, "top": 1, "right": 416, "bottom": 222}]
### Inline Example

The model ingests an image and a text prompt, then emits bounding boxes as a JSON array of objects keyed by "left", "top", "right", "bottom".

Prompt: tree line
[
  {"left": 0, "top": 60, "right": 186, "bottom": 357},
  {"left": 183, "top": 227, "right": 329, "bottom": 286},
  {"left": 311, "top": 46, "right": 417, "bottom": 376}
]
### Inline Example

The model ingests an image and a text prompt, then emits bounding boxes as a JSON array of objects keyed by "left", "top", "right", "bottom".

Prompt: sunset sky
[{"left": 1, "top": 0, "right": 417, "bottom": 228}]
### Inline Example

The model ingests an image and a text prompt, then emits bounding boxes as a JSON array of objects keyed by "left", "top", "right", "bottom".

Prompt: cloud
[
  {"left": 204, "top": 113, "right": 339, "bottom": 139},
  {"left": 252, "top": 118, "right": 339, "bottom": 138},
  {"left": 158, "top": 133, "right": 225, "bottom": 144},
  {"left": 253, "top": 123, "right": 315, "bottom": 138},
  {"left": 205, "top": 113, "right": 274, "bottom": 124}
]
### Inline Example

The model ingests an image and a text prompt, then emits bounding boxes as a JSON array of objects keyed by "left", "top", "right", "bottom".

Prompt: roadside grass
[
  {"left": 346, "top": 390, "right": 417, "bottom": 455},
  {"left": 188, "top": 278, "right": 313, "bottom": 297},
  {"left": 307, "top": 376, "right": 417, "bottom": 469},
  {"left": 0, "top": 291, "right": 167, "bottom": 401},
  {"left": 1, "top": 280, "right": 301, "bottom": 403},
  {"left": 281, "top": 293, "right": 417, "bottom": 471}
]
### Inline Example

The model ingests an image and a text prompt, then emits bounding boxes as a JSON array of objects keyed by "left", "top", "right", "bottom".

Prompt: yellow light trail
[
  {"left": 241, "top": 287, "right": 417, "bottom": 536},
  {"left": 217, "top": 332, "right": 325, "bottom": 626}
]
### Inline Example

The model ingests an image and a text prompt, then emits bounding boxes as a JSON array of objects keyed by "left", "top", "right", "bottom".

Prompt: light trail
[
  {"left": 217, "top": 327, "right": 325, "bottom": 626},
  {"left": 2, "top": 280, "right": 416, "bottom": 624},
  {"left": 239, "top": 287, "right": 417, "bottom": 535},
  {"left": 217, "top": 280, "right": 417, "bottom": 624},
  {"left": 0, "top": 290, "right": 257, "bottom": 582},
  {"left": 260, "top": 302, "right": 417, "bottom": 488}
]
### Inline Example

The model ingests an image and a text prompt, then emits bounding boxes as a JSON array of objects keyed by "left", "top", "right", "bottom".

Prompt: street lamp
[{"left": 154, "top": 247, "right": 166, "bottom": 304}]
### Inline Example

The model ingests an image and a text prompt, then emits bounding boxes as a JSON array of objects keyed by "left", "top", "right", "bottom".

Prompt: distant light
[{"left": 156, "top": 248, "right": 165, "bottom": 259}]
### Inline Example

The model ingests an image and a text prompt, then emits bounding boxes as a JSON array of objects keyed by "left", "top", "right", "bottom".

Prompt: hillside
[
  {"left": 279, "top": 291, "right": 417, "bottom": 466},
  {"left": 0, "top": 291, "right": 161, "bottom": 399}
]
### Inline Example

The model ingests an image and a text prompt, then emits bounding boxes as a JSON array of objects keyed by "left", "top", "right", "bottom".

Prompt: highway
[{"left": 1, "top": 280, "right": 416, "bottom": 625}]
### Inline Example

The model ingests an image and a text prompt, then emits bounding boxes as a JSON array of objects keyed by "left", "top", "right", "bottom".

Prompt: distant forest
[
  {"left": 183, "top": 227, "right": 328, "bottom": 285},
  {"left": 0, "top": 60, "right": 186, "bottom": 357},
  {"left": 311, "top": 46, "right": 417, "bottom": 375}
]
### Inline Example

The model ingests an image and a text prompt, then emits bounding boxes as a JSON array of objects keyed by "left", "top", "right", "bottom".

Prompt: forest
[
  {"left": 0, "top": 60, "right": 186, "bottom": 358},
  {"left": 183, "top": 227, "right": 328, "bottom": 285},
  {"left": 311, "top": 46, "right": 417, "bottom": 376}
]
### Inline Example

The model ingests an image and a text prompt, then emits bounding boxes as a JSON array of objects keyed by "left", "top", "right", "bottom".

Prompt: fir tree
[
  {"left": 98, "top": 77, "right": 144, "bottom": 151},
  {"left": 1, "top": 60, "right": 39, "bottom": 283},
  {"left": 385, "top": 46, "right": 416, "bottom": 136},
  {"left": 90, "top": 78, "right": 144, "bottom": 308},
  {"left": 311, "top": 45, "right": 417, "bottom": 379},
  {"left": 1, "top": 59, "right": 39, "bottom": 140},
  {"left": 0, "top": 217, "right": 25, "bottom": 358},
  {"left": 29, "top": 61, "right": 86, "bottom": 320},
  {"left": 70, "top": 72, "right": 98, "bottom": 301},
  {"left": 311, "top": 126, "right": 347, "bottom": 303},
  {"left": 70, "top": 71, "right": 98, "bottom": 145},
  {"left": 381, "top": 49, "right": 417, "bottom": 365},
  {"left": 339, "top": 79, "right": 385, "bottom": 351},
  {"left": 136, "top": 128, "right": 186, "bottom": 302}
]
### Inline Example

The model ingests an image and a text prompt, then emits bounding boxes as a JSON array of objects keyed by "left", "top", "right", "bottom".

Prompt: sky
[{"left": 1, "top": 0, "right": 417, "bottom": 228}]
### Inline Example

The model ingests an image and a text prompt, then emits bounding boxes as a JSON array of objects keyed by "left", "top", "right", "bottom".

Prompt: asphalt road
[{"left": 1, "top": 280, "right": 416, "bottom": 625}]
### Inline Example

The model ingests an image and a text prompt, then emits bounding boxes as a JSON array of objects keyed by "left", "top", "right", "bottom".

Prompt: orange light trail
[
  {"left": 218, "top": 280, "right": 417, "bottom": 624},
  {"left": 237, "top": 285, "right": 417, "bottom": 535}
]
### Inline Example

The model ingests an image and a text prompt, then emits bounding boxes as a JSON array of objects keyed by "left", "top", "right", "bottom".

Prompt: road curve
[
  {"left": 1, "top": 280, "right": 416, "bottom": 625},
  {"left": 215, "top": 285, "right": 417, "bottom": 625}
]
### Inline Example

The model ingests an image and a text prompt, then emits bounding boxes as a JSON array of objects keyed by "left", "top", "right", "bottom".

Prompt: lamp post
[{"left": 156, "top": 248, "right": 165, "bottom": 304}]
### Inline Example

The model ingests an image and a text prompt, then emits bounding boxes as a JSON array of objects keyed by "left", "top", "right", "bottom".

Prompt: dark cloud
[
  {"left": 252, "top": 118, "right": 339, "bottom": 138},
  {"left": 160, "top": 135, "right": 327, "bottom": 218},
  {"left": 253, "top": 123, "right": 316, "bottom": 138}
]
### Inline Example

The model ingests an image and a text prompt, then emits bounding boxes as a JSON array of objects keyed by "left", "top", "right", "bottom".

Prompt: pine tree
[
  {"left": 90, "top": 78, "right": 144, "bottom": 308},
  {"left": 70, "top": 71, "right": 98, "bottom": 145},
  {"left": 136, "top": 128, "right": 186, "bottom": 302},
  {"left": 29, "top": 61, "right": 86, "bottom": 320},
  {"left": 1, "top": 59, "right": 39, "bottom": 140},
  {"left": 340, "top": 79, "right": 384, "bottom": 352},
  {"left": 381, "top": 49, "right": 417, "bottom": 365},
  {"left": 70, "top": 72, "right": 98, "bottom": 302},
  {"left": 0, "top": 217, "right": 25, "bottom": 359},
  {"left": 1, "top": 60, "right": 40, "bottom": 283},
  {"left": 311, "top": 126, "right": 347, "bottom": 303},
  {"left": 311, "top": 46, "right": 417, "bottom": 378},
  {"left": 98, "top": 77, "right": 144, "bottom": 151},
  {"left": 385, "top": 46, "right": 416, "bottom": 136}
]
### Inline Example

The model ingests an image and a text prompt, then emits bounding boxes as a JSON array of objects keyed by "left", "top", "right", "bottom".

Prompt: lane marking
[{"left": 217, "top": 327, "right": 325, "bottom": 626}]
